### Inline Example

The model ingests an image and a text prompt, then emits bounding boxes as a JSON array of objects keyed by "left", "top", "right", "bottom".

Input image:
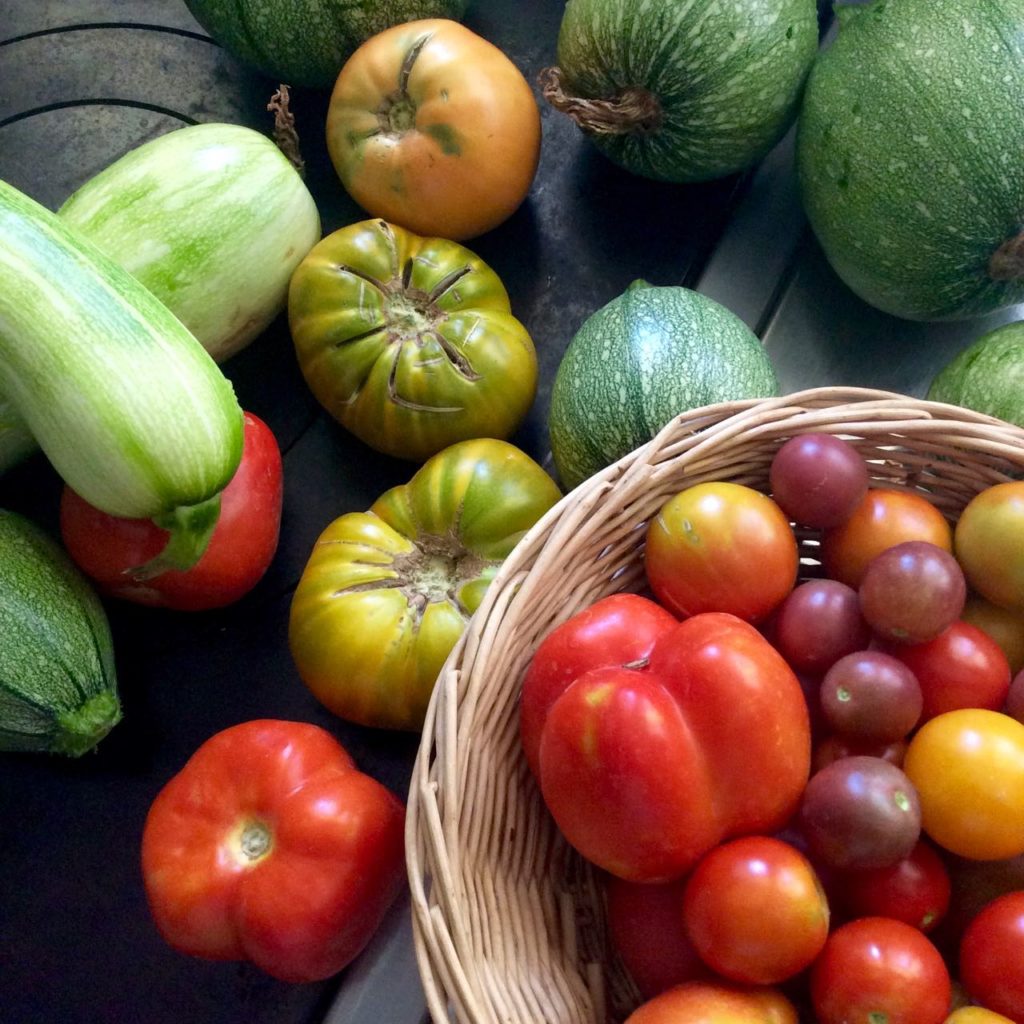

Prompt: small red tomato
[
  {"left": 605, "top": 875, "right": 708, "bottom": 999},
  {"left": 885, "top": 620, "right": 1011, "bottom": 722},
  {"left": 959, "top": 891, "right": 1024, "bottom": 1020},
  {"left": 810, "top": 917, "right": 952, "bottom": 1024},
  {"left": 682, "top": 836, "right": 829, "bottom": 985},
  {"left": 141, "top": 719, "right": 406, "bottom": 983},
  {"left": 645, "top": 481, "right": 798, "bottom": 623},
  {"left": 61, "top": 412, "right": 283, "bottom": 610},
  {"left": 833, "top": 840, "right": 951, "bottom": 933}
]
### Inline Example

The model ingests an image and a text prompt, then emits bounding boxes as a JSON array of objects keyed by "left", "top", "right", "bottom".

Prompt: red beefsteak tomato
[
  {"left": 141, "top": 720, "right": 406, "bottom": 983},
  {"left": 523, "top": 608, "right": 811, "bottom": 881}
]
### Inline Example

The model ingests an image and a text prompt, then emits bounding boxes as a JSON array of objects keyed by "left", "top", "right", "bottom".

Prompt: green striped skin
[
  {"left": 0, "top": 178, "right": 243, "bottom": 519},
  {"left": 60, "top": 123, "right": 321, "bottom": 364},
  {"left": 797, "top": 0, "right": 1024, "bottom": 321},
  {"left": 185, "top": 0, "right": 467, "bottom": 88},
  {"left": 0, "top": 511, "right": 120, "bottom": 756},
  {"left": 548, "top": 281, "right": 779, "bottom": 490},
  {"left": 0, "top": 124, "right": 320, "bottom": 475},
  {"left": 556, "top": 0, "right": 819, "bottom": 182},
  {"left": 928, "top": 321, "right": 1024, "bottom": 425}
]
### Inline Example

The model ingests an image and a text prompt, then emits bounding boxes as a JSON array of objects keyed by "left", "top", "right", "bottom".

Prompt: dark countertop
[{"left": 1, "top": 3, "right": 1015, "bottom": 1023}]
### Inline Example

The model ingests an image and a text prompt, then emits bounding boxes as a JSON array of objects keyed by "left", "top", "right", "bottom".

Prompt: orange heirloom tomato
[
  {"left": 288, "top": 218, "right": 537, "bottom": 462},
  {"left": 624, "top": 980, "right": 798, "bottom": 1024},
  {"left": 955, "top": 481, "right": 1024, "bottom": 612},
  {"left": 141, "top": 720, "right": 406, "bottom": 984},
  {"left": 326, "top": 19, "right": 541, "bottom": 241},
  {"left": 821, "top": 488, "right": 953, "bottom": 588},
  {"left": 904, "top": 708, "right": 1024, "bottom": 860},
  {"left": 644, "top": 481, "right": 798, "bottom": 623}
]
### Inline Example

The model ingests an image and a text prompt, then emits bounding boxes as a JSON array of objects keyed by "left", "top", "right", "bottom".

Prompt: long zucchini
[
  {"left": 0, "top": 178, "right": 243, "bottom": 566},
  {"left": 0, "top": 509, "right": 120, "bottom": 756},
  {"left": 0, "top": 122, "right": 320, "bottom": 473}
]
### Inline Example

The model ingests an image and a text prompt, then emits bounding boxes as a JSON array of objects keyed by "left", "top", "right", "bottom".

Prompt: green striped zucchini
[
  {"left": 0, "top": 510, "right": 120, "bottom": 756},
  {"left": 0, "top": 178, "right": 243, "bottom": 567},
  {"left": 0, "top": 122, "right": 320, "bottom": 473}
]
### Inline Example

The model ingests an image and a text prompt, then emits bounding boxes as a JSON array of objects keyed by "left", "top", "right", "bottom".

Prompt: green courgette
[
  {"left": 0, "top": 510, "right": 120, "bottom": 756},
  {"left": 0, "top": 122, "right": 320, "bottom": 474},
  {"left": 0, "top": 178, "right": 243, "bottom": 570}
]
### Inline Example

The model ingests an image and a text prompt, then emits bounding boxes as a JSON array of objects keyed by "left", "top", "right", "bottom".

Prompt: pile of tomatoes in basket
[{"left": 519, "top": 433, "right": 1024, "bottom": 1024}]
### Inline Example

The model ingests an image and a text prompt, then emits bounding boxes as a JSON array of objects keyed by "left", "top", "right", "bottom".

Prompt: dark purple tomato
[
  {"left": 819, "top": 650, "right": 923, "bottom": 742},
  {"left": 798, "top": 755, "right": 922, "bottom": 871},
  {"left": 858, "top": 541, "right": 966, "bottom": 645},
  {"left": 774, "top": 579, "right": 871, "bottom": 676},
  {"left": 813, "top": 735, "right": 908, "bottom": 774},
  {"left": 769, "top": 433, "right": 870, "bottom": 529},
  {"left": 1007, "top": 668, "right": 1024, "bottom": 725}
]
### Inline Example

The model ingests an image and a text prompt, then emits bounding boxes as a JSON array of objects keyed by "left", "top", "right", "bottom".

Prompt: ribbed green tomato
[
  {"left": 288, "top": 439, "right": 561, "bottom": 731},
  {"left": 288, "top": 218, "right": 537, "bottom": 462}
]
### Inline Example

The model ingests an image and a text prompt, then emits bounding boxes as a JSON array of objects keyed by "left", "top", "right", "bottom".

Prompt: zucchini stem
[{"left": 129, "top": 494, "right": 223, "bottom": 579}]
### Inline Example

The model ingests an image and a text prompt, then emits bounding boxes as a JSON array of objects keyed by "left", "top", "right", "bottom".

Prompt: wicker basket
[{"left": 406, "top": 386, "right": 1024, "bottom": 1024}]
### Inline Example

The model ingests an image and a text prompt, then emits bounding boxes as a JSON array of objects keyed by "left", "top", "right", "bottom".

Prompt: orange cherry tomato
[
  {"left": 644, "top": 481, "right": 798, "bottom": 623},
  {"left": 325, "top": 19, "right": 541, "bottom": 240},
  {"left": 821, "top": 488, "right": 953, "bottom": 588},
  {"left": 955, "top": 481, "right": 1024, "bottom": 612},
  {"left": 904, "top": 708, "right": 1024, "bottom": 861}
]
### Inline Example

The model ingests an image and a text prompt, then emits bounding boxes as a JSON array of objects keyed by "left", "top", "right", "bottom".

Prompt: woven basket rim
[{"left": 405, "top": 386, "right": 1024, "bottom": 1024}]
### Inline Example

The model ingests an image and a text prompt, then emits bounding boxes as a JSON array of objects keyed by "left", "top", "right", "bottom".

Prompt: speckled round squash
[
  {"left": 185, "top": 0, "right": 467, "bottom": 88},
  {"left": 928, "top": 320, "right": 1024, "bottom": 426},
  {"left": 798, "top": 0, "right": 1024, "bottom": 321},
  {"left": 545, "top": 0, "right": 819, "bottom": 182},
  {"left": 548, "top": 281, "right": 779, "bottom": 490}
]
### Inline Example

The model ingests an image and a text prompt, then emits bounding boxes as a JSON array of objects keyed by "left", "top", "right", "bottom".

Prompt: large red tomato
[
  {"left": 681, "top": 836, "right": 829, "bottom": 985},
  {"left": 141, "top": 720, "right": 406, "bottom": 983},
  {"left": 325, "top": 20, "right": 540, "bottom": 240},
  {"left": 60, "top": 412, "right": 282, "bottom": 610},
  {"left": 519, "top": 593, "right": 678, "bottom": 780},
  {"left": 959, "top": 891, "right": 1024, "bottom": 1021},
  {"left": 644, "top": 481, "right": 798, "bottom": 623},
  {"left": 624, "top": 980, "right": 798, "bottom": 1024},
  {"left": 528, "top": 611, "right": 811, "bottom": 881},
  {"left": 810, "top": 917, "right": 952, "bottom": 1024}
]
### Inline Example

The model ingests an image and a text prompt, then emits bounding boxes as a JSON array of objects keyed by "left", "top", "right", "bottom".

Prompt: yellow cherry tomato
[{"left": 904, "top": 708, "right": 1024, "bottom": 860}]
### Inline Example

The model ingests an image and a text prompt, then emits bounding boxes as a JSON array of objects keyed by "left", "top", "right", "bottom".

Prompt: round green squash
[
  {"left": 798, "top": 0, "right": 1024, "bottom": 321},
  {"left": 185, "top": 0, "right": 467, "bottom": 89},
  {"left": 928, "top": 321, "right": 1024, "bottom": 426},
  {"left": 548, "top": 281, "right": 779, "bottom": 490},
  {"left": 543, "top": 0, "right": 819, "bottom": 182}
]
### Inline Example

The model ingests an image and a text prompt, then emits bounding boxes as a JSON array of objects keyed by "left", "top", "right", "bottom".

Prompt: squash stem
[
  {"left": 989, "top": 230, "right": 1024, "bottom": 282},
  {"left": 54, "top": 691, "right": 122, "bottom": 757},
  {"left": 129, "top": 494, "right": 223, "bottom": 580}
]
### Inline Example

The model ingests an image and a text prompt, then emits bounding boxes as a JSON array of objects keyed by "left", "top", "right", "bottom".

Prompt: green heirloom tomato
[
  {"left": 288, "top": 218, "right": 538, "bottom": 462},
  {"left": 289, "top": 439, "right": 561, "bottom": 731}
]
